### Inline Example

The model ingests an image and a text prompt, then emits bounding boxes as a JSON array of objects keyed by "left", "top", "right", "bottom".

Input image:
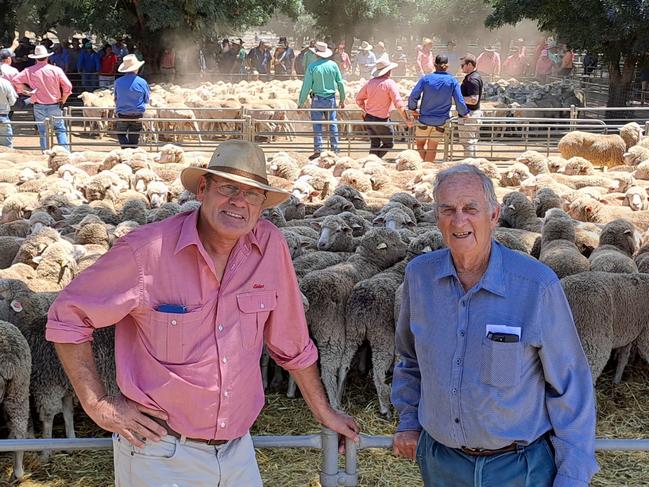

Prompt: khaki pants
[
  {"left": 457, "top": 110, "right": 482, "bottom": 157},
  {"left": 113, "top": 432, "right": 262, "bottom": 487}
]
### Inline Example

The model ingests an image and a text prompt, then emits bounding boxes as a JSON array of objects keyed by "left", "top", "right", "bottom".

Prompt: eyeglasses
[{"left": 213, "top": 182, "right": 267, "bottom": 205}]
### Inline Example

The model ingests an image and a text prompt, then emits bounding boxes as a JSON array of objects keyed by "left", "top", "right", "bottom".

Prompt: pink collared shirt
[
  {"left": 46, "top": 209, "right": 317, "bottom": 440},
  {"left": 12, "top": 62, "right": 72, "bottom": 104},
  {"left": 355, "top": 76, "right": 404, "bottom": 119},
  {"left": 417, "top": 49, "right": 435, "bottom": 74},
  {"left": 476, "top": 52, "right": 501, "bottom": 76}
]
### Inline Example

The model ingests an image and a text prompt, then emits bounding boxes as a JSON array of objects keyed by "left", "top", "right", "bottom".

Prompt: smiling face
[
  {"left": 196, "top": 174, "right": 265, "bottom": 244},
  {"left": 435, "top": 174, "right": 500, "bottom": 262}
]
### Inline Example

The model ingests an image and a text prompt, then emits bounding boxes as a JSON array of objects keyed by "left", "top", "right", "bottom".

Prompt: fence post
[
  {"left": 569, "top": 104, "right": 577, "bottom": 132},
  {"left": 442, "top": 121, "right": 450, "bottom": 162},
  {"left": 319, "top": 428, "right": 340, "bottom": 487},
  {"left": 344, "top": 436, "right": 359, "bottom": 486},
  {"left": 45, "top": 117, "right": 52, "bottom": 150},
  {"left": 64, "top": 108, "right": 73, "bottom": 152}
]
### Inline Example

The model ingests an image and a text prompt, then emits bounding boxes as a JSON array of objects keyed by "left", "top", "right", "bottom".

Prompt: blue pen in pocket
[{"left": 156, "top": 304, "right": 188, "bottom": 314}]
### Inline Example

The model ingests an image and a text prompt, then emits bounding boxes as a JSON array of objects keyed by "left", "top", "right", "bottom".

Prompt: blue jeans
[
  {"left": 416, "top": 430, "right": 556, "bottom": 487},
  {"left": 311, "top": 95, "right": 338, "bottom": 153},
  {"left": 33, "top": 104, "right": 69, "bottom": 151},
  {"left": 0, "top": 115, "right": 12, "bottom": 148}
]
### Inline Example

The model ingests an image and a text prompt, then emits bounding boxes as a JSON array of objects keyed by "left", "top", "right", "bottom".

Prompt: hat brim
[
  {"left": 360, "top": 45, "right": 373, "bottom": 51},
  {"left": 315, "top": 49, "right": 333, "bottom": 58},
  {"left": 28, "top": 52, "right": 53, "bottom": 59},
  {"left": 118, "top": 60, "right": 145, "bottom": 72},
  {"left": 372, "top": 62, "right": 399, "bottom": 77},
  {"left": 180, "top": 167, "right": 290, "bottom": 209}
]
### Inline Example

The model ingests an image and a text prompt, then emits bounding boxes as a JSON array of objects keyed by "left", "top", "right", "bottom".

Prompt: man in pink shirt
[
  {"left": 46, "top": 140, "right": 359, "bottom": 486},
  {"left": 12, "top": 45, "right": 72, "bottom": 151},
  {"left": 502, "top": 45, "right": 529, "bottom": 78},
  {"left": 476, "top": 46, "right": 501, "bottom": 80},
  {"left": 416, "top": 38, "right": 435, "bottom": 75},
  {"left": 356, "top": 55, "right": 411, "bottom": 157}
]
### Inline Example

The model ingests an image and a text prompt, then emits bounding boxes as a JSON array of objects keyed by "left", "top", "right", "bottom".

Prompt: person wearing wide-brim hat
[
  {"left": 47, "top": 139, "right": 361, "bottom": 487},
  {"left": 113, "top": 54, "right": 150, "bottom": 149},
  {"left": 477, "top": 45, "right": 501, "bottom": 79},
  {"left": 298, "top": 41, "right": 346, "bottom": 159},
  {"left": 12, "top": 44, "right": 72, "bottom": 151},
  {"left": 76, "top": 41, "right": 100, "bottom": 91},
  {"left": 356, "top": 54, "right": 412, "bottom": 159},
  {"left": 354, "top": 41, "right": 376, "bottom": 80}
]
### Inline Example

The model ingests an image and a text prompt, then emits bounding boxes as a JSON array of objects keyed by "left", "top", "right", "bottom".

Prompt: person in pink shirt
[
  {"left": 46, "top": 140, "right": 360, "bottom": 487},
  {"left": 417, "top": 38, "right": 435, "bottom": 75},
  {"left": 476, "top": 46, "right": 501, "bottom": 79},
  {"left": 356, "top": 55, "right": 411, "bottom": 157},
  {"left": 12, "top": 45, "right": 72, "bottom": 151},
  {"left": 502, "top": 45, "right": 529, "bottom": 78}
]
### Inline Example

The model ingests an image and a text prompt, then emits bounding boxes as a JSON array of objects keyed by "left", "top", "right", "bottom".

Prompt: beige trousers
[
  {"left": 457, "top": 109, "right": 483, "bottom": 157},
  {"left": 113, "top": 432, "right": 262, "bottom": 487}
]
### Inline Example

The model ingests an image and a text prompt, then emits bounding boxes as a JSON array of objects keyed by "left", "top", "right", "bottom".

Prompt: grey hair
[{"left": 432, "top": 163, "right": 498, "bottom": 210}]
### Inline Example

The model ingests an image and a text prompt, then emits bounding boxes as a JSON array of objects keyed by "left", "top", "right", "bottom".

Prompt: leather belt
[
  {"left": 459, "top": 442, "right": 518, "bottom": 457},
  {"left": 148, "top": 415, "right": 228, "bottom": 446}
]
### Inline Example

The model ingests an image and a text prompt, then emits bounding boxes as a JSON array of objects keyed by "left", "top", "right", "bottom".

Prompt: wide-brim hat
[
  {"left": 118, "top": 54, "right": 145, "bottom": 73},
  {"left": 314, "top": 41, "right": 332, "bottom": 58},
  {"left": 180, "top": 140, "right": 290, "bottom": 209},
  {"left": 372, "top": 55, "right": 398, "bottom": 77},
  {"left": 28, "top": 45, "right": 53, "bottom": 59},
  {"left": 422, "top": 38, "right": 433, "bottom": 46},
  {"left": 484, "top": 45, "right": 497, "bottom": 52},
  {"left": 359, "top": 41, "right": 373, "bottom": 51}
]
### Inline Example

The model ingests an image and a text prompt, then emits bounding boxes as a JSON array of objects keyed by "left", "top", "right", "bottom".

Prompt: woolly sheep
[
  {"left": 546, "top": 156, "right": 568, "bottom": 173},
  {"left": 154, "top": 144, "right": 185, "bottom": 164},
  {"left": 277, "top": 194, "right": 305, "bottom": 221},
  {"left": 269, "top": 152, "right": 300, "bottom": 181},
  {"left": 394, "top": 149, "right": 422, "bottom": 171},
  {"left": 634, "top": 160, "right": 649, "bottom": 180},
  {"left": 313, "top": 195, "right": 356, "bottom": 218},
  {"left": 333, "top": 185, "right": 368, "bottom": 210},
  {"left": 516, "top": 150, "right": 549, "bottom": 175},
  {"left": 45, "top": 146, "right": 71, "bottom": 172},
  {"left": 12, "top": 227, "right": 61, "bottom": 268},
  {"left": 113, "top": 220, "right": 140, "bottom": 241},
  {"left": 148, "top": 202, "right": 182, "bottom": 223},
  {"left": 313, "top": 150, "right": 339, "bottom": 170},
  {"left": 28, "top": 211, "right": 55, "bottom": 235},
  {"left": 624, "top": 186, "right": 649, "bottom": 211},
  {"left": 499, "top": 163, "right": 532, "bottom": 187},
  {"left": 333, "top": 157, "right": 361, "bottom": 177},
  {"left": 313, "top": 214, "right": 358, "bottom": 251},
  {"left": 339, "top": 168, "right": 372, "bottom": 193},
  {"left": 146, "top": 180, "right": 171, "bottom": 208},
  {"left": 1, "top": 192, "right": 38, "bottom": 223},
  {"left": 562, "top": 156, "right": 594, "bottom": 176},
  {"left": 533, "top": 187, "right": 563, "bottom": 217},
  {"left": 623, "top": 145, "right": 649, "bottom": 166},
  {"left": 588, "top": 219, "right": 639, "bottom": 274},
  {"left": 119, "top": 199, "right": 148, "bottom": 225},
  {"left": 567, "top": 196, "right": 649, "bottom": 230},
  {"left": 31, "top": 240, "right": 80, "bottom": 291},
  {"left": 0, "top": 237, "right": 23, "bottom": 269},
  {"left": 619, "top": 122, "right": 644, "bottom": 149},
  {"left": 557, "top": 131, "right": 626, "bottom": 168},
  {"left": 134, "top": 167, "right": 161, "bottom": 193},
  {"left": 500, "top": 192, "right": 542, "bottom": 232},
  {"left": 75, "top": 222, "right": 111, "bottom": 250},
  {"left": 538, "top": 209, "right": 590, "bottom": 278},
  {"left": 373, "top": 207, "right": 416, "bottom": 231},
  {"left": 293, "top": 251, "right": 353, "bottom": 280},
  {"left": 634, "top": 245, "right": 649, "bottom": 273}
]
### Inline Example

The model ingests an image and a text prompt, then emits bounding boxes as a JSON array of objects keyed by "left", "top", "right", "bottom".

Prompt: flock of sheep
[{"left": 0, "top": 116, "right": 649, "bottom": 480}]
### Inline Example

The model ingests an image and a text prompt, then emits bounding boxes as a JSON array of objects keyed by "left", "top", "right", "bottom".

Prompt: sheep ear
[
  {"left": 342, "top": 202, "right": 353, "bottom": 211},
  {"left": 624, "top": 229, "right": 633, "bottom": 235},
  {"left": 584, "top": 204, "right": 594, "bottom": 214},
  {"left": 33, "top": 255, "right": 43, "bottom": 265},
  {"left": 422, "top": 246, "right": 432, "bottom": 253},
  {"left": 10, "top": 300, "right": 23, "bottom": 313},
  {"left": 376, "top": 242, "right": 388, "bottom": 250},
  {"left": 373, "top": 216, "right": 385, "bottom": 226},
  {"left": 310, "top": 221, "right": 322, "bottom": 230},
  {"left": 351, "top": 223, "right": 362, "bottom": 230},
  {"left": 342, "top": 225, "right": 353, "bottom": 235}
]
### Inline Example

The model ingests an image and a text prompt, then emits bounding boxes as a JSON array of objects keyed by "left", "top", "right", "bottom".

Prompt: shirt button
[
  {"left": 454, "top": 418, "right": 460, "bottom": 424},
  {"left": 170, "top": 319, "right": 177, "bottom": 326},
  {"left": 260, "top": 303, "right": 265, "bottom": 309},
  {"left": 224, "top": 391, "right": 229, "bottom": 397},
  {"left": 452, "top": 388, "right": 457, "bottom": 394},
  {"left": 220, "top": 422, "right": 226, "bottom": 428},
  {"left": 218, "top": 325, "right": 224, "bottom": 332},
  {"left": 456, "top": 359, "right": 462, "bottom": 366},
  {"left": 222, "top": 357, "right": 228, "bottom": 364},
  {"left": 460, "top": 331, "right": 465, "bottom": 337}
]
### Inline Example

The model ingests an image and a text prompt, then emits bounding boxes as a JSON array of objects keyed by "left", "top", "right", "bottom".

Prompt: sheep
[
  {"left": 619, "top": 122, "right": 644, "bottom": 149},
  {"left": 83, "top": 173, "right": 119, "bottom": 202},
  {"left": 373, "top": 207, "right": 416, "bottom": 231},
  {"left": 499, "top": 192, "right": 543, "bottom": 232},
  {"left": 394, "top": 149, "right": 422, "bottom": 171},
  {"left": 12, "top": 227, "right": 61, "bottom": 268},
  {"left": 280, "top": 230, "right": 312, "bottom": 259},
  {"left": 134, "top": 167, "right": 161, "bottom": 194},
  {"left": 0, "top": 220, "right": 30, "bottom": 238},
  {"left": 299, "top": 165, "right": 337, "bottom": 197},
  {"left": 277, "top": 194, "right": 305, "bottom": 221},
  {"left": 0, "top": 320, "right": 31, "bottom": 480},
  {"left": 28, "top": 211, "right": 56, "bottom": 234},
  {"left": 333, "top": 185, "right": 368, "bottom": 210},
  {"left": 588, "top": 219, "right": 639, "bottom": 274},
  {"left": 0, "top": 182, "right": 17, "bottom": 202},
  {"left": 313, "top": 150, "right": 339, "bottom": 170},
  {"left": 333, "top": 157, "right": 361, "bottom": 177},
  {"left": 557, "top": 131, "right": 626, "bottom": 168},
  {"left": 561, "top": 272, "right": 649, "bottom": 384},
  {"left": 146, "top": 180, "right": 170, "bottom": 208},
  {"left": 634, "top": 160, "right": 649, "bottom": 180},
  {"left": 300, "top": 228, "right": 407, "bottom": 408},
  {"left": 339, "top": 168, "right": 372, "bottom": 193},
  {"left": 312, "top": 214, "right": 358, "bottom": 252},
  {"left": 0, "top": 236, "right": 23, "bottom": 269},
  {"left": 562, "top": 156, "right": 594, "bottom": 176},
  {"left": 567, "top": 196, "right": 649, "bottom": 230},
  {"left": 1, "top": 192, "right": 38, "bottom": 223},
  {"left": 30, "top": 240, "right": 80, "bottom": 291},
  {"left": 154, "top": 144, "right": 185, "bottom": 164},
  {"left": 546, "top": 156, "right": 568, "bottom": 173},
  {"left": 75, "top": 222, "right": 111, "bottom": 250},
  {"left": 538, "top": 209, "right": 591, "bottom": 278},
  {"left": 634, "top": 245, "right": 649, "bottom": 273},
  {"left": 148, "top": 202, "right": 182, "bottom": 223},
  {"left": 624, "top": 186, "right": 649, "bottom": 211},
  {"left": 516, "top": 150, "right": 549, "bottom": 175},
  {"left": 499, "top": 163, "right": 532, "bottom": 187},
  {"left": 113, "top": 220, "right": 140, "bottom": 241},
  {"left": 312, "top": 195, "right": 356, "bottom": 218},
  {"left": 623, "top": 145, "right": 649, "bottom": 166},
  {"left": 338, "top": 230, "right": 444, "bottom": 417},
  {"left": 45, "top": 146, "right": 72, "bottom": 172},
  {"left": 533, "top": 187, "right": 563, "bottom": 217},
  {"left": 269, "top": 152, "right": 301, "bottom": 181},
  {"left": 57, "top": 163, "right": 90, "bottom": 187}
]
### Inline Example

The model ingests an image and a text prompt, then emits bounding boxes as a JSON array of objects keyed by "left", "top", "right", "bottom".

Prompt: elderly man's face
[
  {"left": 196, "top": 175, "right": 265, "bottom": 242},
  {"left": 436, "top": 174, "right": 499, "bottom": 259}
]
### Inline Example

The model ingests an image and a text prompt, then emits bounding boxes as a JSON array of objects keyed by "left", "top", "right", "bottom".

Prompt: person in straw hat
[
  {"left": 47, "top": 139, "right": 361, "bottom": 487},
  {"left": 113, "top": 53, "right": 150, "bottom": 149},
  {"left": 417, "top": 37, "right": 435, "bottom": 75},
  {"left": 476, "top": 45, "right": 501, "bottom": 80},
  {"left": 13, "top": 44, "right": 72, "bottom": 151},
  {"left": 353, "top": 40, "right": 376, "bottom": 79},
  {"left": 298, "top": 41, "right": 346, "bottom": 159},
  {"left": 355, "top": 54, "right": 412, "bottom": 158}
]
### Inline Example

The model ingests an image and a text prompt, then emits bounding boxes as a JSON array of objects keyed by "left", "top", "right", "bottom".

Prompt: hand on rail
[
  {"left": 393, "top": 430, "right": 420, "bottom": 461},
  {"left": 86, "top": 393, "right": 169, "bottom": 448},
  {"left": 339, "top": 101, "right": 345, "bottom": 109},
  {"left": 320, "top": 407, "right": 360, "bottom": 453}
]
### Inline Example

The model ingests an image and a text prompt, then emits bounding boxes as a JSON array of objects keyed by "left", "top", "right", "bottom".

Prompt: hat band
[{"left": 211, "top": 166, "right": 268, "bottom": 185}]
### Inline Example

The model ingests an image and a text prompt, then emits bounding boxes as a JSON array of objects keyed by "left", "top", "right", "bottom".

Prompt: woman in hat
[
  {"left": 356, "top": 54, "right": 412, "bottom": 158},
  {"left": 353, "top": 41, "right": 376, "bottom": 79}
]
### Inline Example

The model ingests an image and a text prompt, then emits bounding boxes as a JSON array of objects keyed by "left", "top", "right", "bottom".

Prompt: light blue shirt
[
  {"left": 392, "top": 241, "right": 598, "bottom": 487},
  {"left": 407, "top": 71, "right": 469, "bottom": 126}
]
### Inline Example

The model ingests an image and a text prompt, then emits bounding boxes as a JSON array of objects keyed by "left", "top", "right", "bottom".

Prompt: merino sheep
[
  {"left": 339, "top": 168, "right": 372, "bottom": 193},
  {"left": 538, "top": 209, "right": 591, "bottom": 278},
  {"left": 333, "top": 185, "right": 368, "bottom": 210},
  {"left": 12, "top": 227, "right": 61, "bottom": 268},
  {"left": 533, "top": 187, "right": 563, "bottom": 217},
  {"left": 1, "top": 193, "right": 38, "bottom": 223},
  {"left": 562, "top": 156, "right": 594, "bottom": 176},
  {"left": 623, "top": 145, "right": 649, "bottom": 166},
  {"left": 394, "top": 149, "right": 423, "bottom": 171},
  {"left": 499, "top": 163, "right": 532, "bottom": 187},
  {"left": 619, "top": 122, "right": 644, "bottom": 149},
  {"left": 568, "top": 196, "right": 649, "bottom": 230},
  {"left": 624, "top": 186, "right": 649, "bottom": 211},
  {"left": 516, "top": 150, "right": 549, "bottom": 175},
  {"left": 557, "top": 131, "right": 626, "bottom": 168},
  {"left": 588, "top": 219, "right": 639, "bottom": 273},
  {"left": 269, "top": 152, "right": 301, "bottom": 181},
  {"left": 312, "top": 195, "right": 356, "bottom": 218},
  {"left": 500, "top": 192, "right": 543, "bottom": 232}
]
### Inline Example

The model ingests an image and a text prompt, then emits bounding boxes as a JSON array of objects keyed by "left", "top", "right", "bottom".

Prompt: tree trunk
[
  {"left": 607, "top": 53, "right": 637, "bottom": 109},
  {"left": 0, "top": 7, "right": 16, "bottom": 48}
]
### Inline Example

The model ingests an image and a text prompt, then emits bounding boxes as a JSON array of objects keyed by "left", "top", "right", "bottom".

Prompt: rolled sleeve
[
  {"left": 263, "top": 234, "right": 318, "bottom": 371},
  {"left": 355, "top": 83, "right": 368, "bottom": 110},
  {"left": 46, "top": 238, "right": 142, "bottom": 344},
  {"left": 537, "top": 281, "right": 599, "bottom": 486},
  {"left": 60, "top": 73, "right": 73, "bottom": 97},
  {"left": 391, "top": 272, "right": 422, "bottom": 432}
]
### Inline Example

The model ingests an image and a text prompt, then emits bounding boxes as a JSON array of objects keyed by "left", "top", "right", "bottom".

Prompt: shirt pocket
[
  {"left": 149, "top": 305, "right": 207, "bottom": 364},
  {"left": 236, "top": 290, "right": 277, "bottom": 350},
  {"left": 480, "top": 336, "right": 522, "bottom": 387}
]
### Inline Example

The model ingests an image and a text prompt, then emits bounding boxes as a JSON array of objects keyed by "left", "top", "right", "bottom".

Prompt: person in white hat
[
  {"left": 113, "top": 53, "right": 150, "bottom": 149},
  {"left": 355, "top": 54, "right": 412, "bottom": 158},
  {"left": 298, "top": 41, "right": 346, "bottom": 159},
  {"left": 476, "top": 45, "right": 501, "bottom": 80},
  {"left": 13, "top": 44, "right": 72, "bottom": 151},
  {"left": 353, "top": 41, "right": 376, "bottom": 79},
  {"left": 47, "top": 140, "right": 360, "bottom": 487}
]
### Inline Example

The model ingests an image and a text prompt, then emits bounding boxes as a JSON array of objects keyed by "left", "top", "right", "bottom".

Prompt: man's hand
[
  {"left": 86, "top": 393, "right": 169, "bottom": 448},
  {"left": 339, "top": 101, "right": 345, "bottom": 109},
  {"left": 411, "top": 110, "right": 420, "bottom": 120},
  {"left": 320, "top": 408, "right": 360, "bottom": 453},
  {"left": 393, "top": 430, "right": 420, "bottom": 460}
]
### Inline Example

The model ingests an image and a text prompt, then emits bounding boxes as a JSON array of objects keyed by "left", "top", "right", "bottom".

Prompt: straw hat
[
  {"left": 484, "top": 45, "right": 497, "bottom": 52},
  {"left": 313, "top": 41, "right": 333, "bottom": 58},
  {"left": 371, "top": 55, "right": 398, "bottom": 77},
  {"left": 28, "top": 45, "right": 53, "bottom": 60},
  {"left": 180, "top": 140, "right": 290, "bottom": 209},
  {"left": 118, "top": 54, "right": 145, "bottom": 73},
  {"left": 422, "top": 38, "right": 433, "bottom": 46},
  {"left": 359, "top": 41, "right": 373, "bottom": 51}
]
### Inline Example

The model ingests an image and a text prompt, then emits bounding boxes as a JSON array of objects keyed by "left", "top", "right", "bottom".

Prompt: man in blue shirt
[
  {"left": 391, "top": 164, "right": 598, "bottom": 487},
  {"left": 114, "top": 54, "right": 150, "bottom": 149},
  {"left": 76, "top": 42, "right": 100, "bottom": 91},
  {"left": 408, "top": 54, "right": 469, "bottom": 162}
]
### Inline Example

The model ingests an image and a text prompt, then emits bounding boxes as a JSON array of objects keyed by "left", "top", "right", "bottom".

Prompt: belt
[
  {"left": 117, "top": 113, "right": 144, "bottom": 119},
  {"left": 34, "top": 102, "right": 60, "bottom": 106},
  {"left": 459, "top": 442, "right": 518, "bottom": 457},
  {"left": 148, "top": 415, "right": 228, "bottom": 446},
  {"left": 418, "top": 125, "right": 445, "bottom": 133}
]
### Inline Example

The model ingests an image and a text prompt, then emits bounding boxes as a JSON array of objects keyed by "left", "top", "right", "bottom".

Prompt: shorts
[{"left": 416, "top": 124, "right": 445, "bottom": 141}]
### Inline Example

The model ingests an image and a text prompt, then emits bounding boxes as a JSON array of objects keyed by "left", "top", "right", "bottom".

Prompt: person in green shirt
[{"left": 297, "top": 41, "right": 346, "bottom": 159}]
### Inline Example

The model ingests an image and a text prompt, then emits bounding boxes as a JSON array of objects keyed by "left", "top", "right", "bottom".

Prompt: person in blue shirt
[
  {"left": 50, "top": 44, "right": 70, "bottom": 72},
  {"left": 391, "top": 163, "right": 598, "bottom": 487},
  {"left": 114, "top": 54, "right": 150, "bottom": 149},
  {"left": 408, "top": 54, "right": 469, "bottom": 162},
  {"left": 76, "top": 43, "right": 100, "bottom": 91}
]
